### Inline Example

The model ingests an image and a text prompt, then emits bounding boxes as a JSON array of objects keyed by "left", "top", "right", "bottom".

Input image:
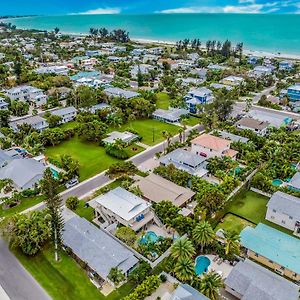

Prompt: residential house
[
  {"left": 0, "top": 149, "right": 12, "bottom": 168},
  {"left": 104, "top": 87, "right": 140, "bottom": 99},
  {"left": 190, "top": 68, "right": 207, "bottom": 80},
  {"left": 184, "top": 87, "right": 214, "bottom": 113},
  {"left": 94, "top": 187, "right": 155, "bottom": 232},
  {"left": 132, "top": 173, "right": 195, "bottom": 207},
  {"left": 187, "top": 52, "right": 200, "bottom": 62},
  {"left": 63, "top": 216, "right": 138, "bottom": 281},
  {"left": 35, "top": 66, "right": 69, "bottom": 75},
  {"left": 159, "top": 148, "right": 208, "bottom": 177},
  {"left": 107, "top": 56, "right": 124, "bottom": 63},
  {"left": 247, "top": 56, "right": 258, "bottom": 65},
  {"left": 236, "top": 117, "right": 269, "bottom": 136},
  {"left": 178, "top": 77, "right": 204, "bottom": 86},
  {"left": 210, "top": 83, "right": 233, "bottom": 91},
  {"left": 287, "top": 84, "right": 300, "bottom": 101},
  {"left": 70, "top": 71, "right": 101, "bottom": 82},
  {"left": 217, "top": 130, "right": 249, "bottom": 143},
  {"left": 9, "top": 116, "right": 49, "bottom": 132},
  {"left": 225, "top": 259, "right": 299, "bottom": 300},
  {"left": 51, "top": 106, "right": 77, "bottom": 124},
  {"left": 251, "top": 66, "right": 272, "bottom": 78},
  {"left": 207, "top": 63, "right": 227, "bottom": 71},
  {"left": 143, "top": 54, "right": 159, "bottom": 63},
  {"left": 131, "top": 48, "right": 145, "bottom": 56},
  {"left": 85, "top": 50, "right": 101, "bottom": 57},
  {"left": 191, "top": 133, "right": 238, "bottom": 159},
  {"left": 221, "top": 75, "right": 244, "bottom": 86},
  {"left": 279, "top": 60, "right": 294, "bottom": 71},
  {"left": 240, "top": 223, "right": 300, "bottom": 281},
  {"left": 130, "top": 64, "right": 154, "bottom": 79},
  {"left": 102, "top": 131, "right": 138, "bottom": 145},
  {"left": 146, "top": 47, "right": 163, "bottom": 55},
  {"left": 0, "top": 97, "right": 8, "bottom": 110},
  {"left": 88, "top": 103, "right": 110, "bottom": 114},
  {"left": 266, "top": 191, "right": 300, "bottom": 236},
  {"left": 170, "top": 284, "right": 209, "bottom": 300},
  {"left": 0, "top": 158, "right": 46, "bottom": 190},
  {"left": 152, "top": 108, "right": 189, "bottom": 123},
  {"left": 287, "top": 172, "right": 300, "bottom": 192}
]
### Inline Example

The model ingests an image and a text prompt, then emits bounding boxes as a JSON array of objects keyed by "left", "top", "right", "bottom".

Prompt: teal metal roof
[{"left": 240, "top": 223, "right": 300, "bottom": 274}]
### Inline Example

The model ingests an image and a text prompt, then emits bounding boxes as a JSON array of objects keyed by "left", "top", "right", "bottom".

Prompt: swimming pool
[
  {"left": 272, "top": 179, "right": 283, "bottom": 186},
  {"left": 195, "top": 256, "right": 211, "bottom": 276},
  {"left": 139, "top": 231, "right": 159, "bottom": 245},
  {"left": 50, "top": 168, "right": 60, "bottom": 179}
]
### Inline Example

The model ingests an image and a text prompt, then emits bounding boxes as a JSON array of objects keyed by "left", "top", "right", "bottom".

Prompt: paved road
[
  {"left": 252, "top": 85, "right": 276, "bottom": 104},
  {"left": 60, "top": 124, "right": 204, "bottom": 200},
  {"left": 0, "top": 239, "right": 51, "bottom": 300}
]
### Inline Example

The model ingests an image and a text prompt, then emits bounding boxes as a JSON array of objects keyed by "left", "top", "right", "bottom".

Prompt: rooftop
[
  {"left": 267, "top": 191, "right": 300, "bottom": 220},
  {"left": 191, "top": 134, "right": 230, "bottom": 151},
  {"left": 132, "top": 173, "right": 195, "bottom": 207},
  {"left": 51, "top": 106, "right": 77, "bottom": 117},
  {"left": 95, "top": 187, "right": 151, "bottom": 221},
  {"left": 63, "top": 216, "right": 138, "bottom": 280},
  {"left": 236, "top": 117, "right": 270, "bottom": 130},
  {"left": 225, "top": 259, "right": 299, "bottom": 300},
  {"left": 240, "top": 223, "right": 300, "bottom": 274},
  {"left": 153, "top": 108, "right": 189, "bottom": 122},
  {"left": 104, "top": 87, "right": 139, "bottom": 99},
  {"left": 102, "top": 131, "right": 138, "bottom": 144},
  {"left": 171, "top": 284, "right": 209, "bottom": 300}
]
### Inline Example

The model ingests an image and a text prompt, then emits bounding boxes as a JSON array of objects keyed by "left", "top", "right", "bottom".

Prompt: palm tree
[
  {"left": 192, "top": 221, "right": 215, "bottom": 252},
  {"left": 171, "top": 237, "right": 196, "bottom": 260},
  {"left": 54, "top": 27, "right": 60, "bottom": 35},
  {"left": 199, "top": 271, "right": 224, "bottom": 300},
  {"left": 162, "top": 130, "right": 172, "bottom": 152},
  {"left": 178, "top": 127, "right": 184, "bottom": 143},
  {"left": 224, "top": 230, "right": 240, "bottom": 256},
  {"left": 174, "top": 258, "right": 195, "bottom": 282}
]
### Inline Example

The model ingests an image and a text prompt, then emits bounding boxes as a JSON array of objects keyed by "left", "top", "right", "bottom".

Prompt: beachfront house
[
  {"left": 152, "top": 108, "right": 189, "bottom": 123},
  {"left": 132, "top": 173, "right": 195, "bottom": 207},
  {"left": 191, "top": 133, "right": 238, "bottom": 159},
  {"left": 159, "top": 148, "right": 208, "bottom": 177},
  {"left": 287, "top": 84, "right": 300, "bottom": 101},
  {"left": 251, "top": 66, "right": 273, "bottom": 78},
  {"left": 63, "top": 216, "right": 138, "bottom": 282},
  {"left": 184, "top": 87, "right": 214, "bottom": 113},
  {"left": 240, "top": 223, "right": 300, "bottom": 281},
  {"left": 236, "top": 117, "right": 269, "bottom": 136},
  {"left": 9, "top": 116, "right": 49, "bottom": 132},
  {"left": 104, "top": 87, "right": 140, "bottom": 99},
  {"left": 51, "top": 106, "right": 77, "bottom": 124},
  {"left": 279, "top": 60, "right": 294, "bottom": 71},
  {"left": 220, "top": 75, "right": 244, "bottom": 86},
  {"left": 265, "top": 191, "right": 300, "bottom": 237},
  {"left": 247, "top": 56, "right": 258, "bottom": 65},
  {"left": 93, "top": 187, "right": 155, "bottom": 232},
  {"left": 225, "top": 259, "right": 299, "bottom": 300}
]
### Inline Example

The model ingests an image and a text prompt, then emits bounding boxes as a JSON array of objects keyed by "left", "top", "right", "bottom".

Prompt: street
[{"left": 0, "top": 239, "right": 51, "bottom": 300}]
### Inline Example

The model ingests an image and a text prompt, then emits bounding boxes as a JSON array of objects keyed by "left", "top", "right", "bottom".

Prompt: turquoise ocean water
[{"left": 8, "top": 14, "right": 300, "bottom": 54}]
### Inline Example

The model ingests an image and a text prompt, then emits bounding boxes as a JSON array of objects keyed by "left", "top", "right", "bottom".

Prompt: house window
[
  {"left": 289, "top": 216, "right": 293, "bottom": 220},
  {"left": 282, "top": 220, "right": 286, "bottom": 224},
  {"left": 254, "top": 253, "right": 259, "bottom": 257},
  {"left": 273, "top": 209, "right": 276, "bottom": 213},
  {"left": 271, "top": 216, "right": 275, "bottom": 219},
  {"left": 280, "top": 266, "right": 285, "bottom": 271}
]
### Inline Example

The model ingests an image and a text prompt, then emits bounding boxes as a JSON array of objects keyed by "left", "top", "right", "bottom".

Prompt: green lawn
[
  {"left": 13, "top": 245, "right": 135, "bottom": 300},
  {"left": 75, "top": 200, "right": 95, "bottom": 222},
  {"left": 0, "top": 195, "right": 45, "bottom": 218},
  {"left": 215, "top": 213, "right": 254, "bottom": 234},
  {"left": 156, "top": 92, "right": 170, "bottom": 109},
  {"left": 109, "top": 119, "right": 180, "bottom": 146},
  {"left": 45, "top": 137, "right": 143, "bottom": 181},
  {"left": 183, "top": 117, "right": 200, "bottom": 127}
]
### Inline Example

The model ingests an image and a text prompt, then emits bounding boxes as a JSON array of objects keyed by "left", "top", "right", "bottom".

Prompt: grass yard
[
  {"left": 215, "top": 213, "right": 254, "bottom": 234},
  {"left": 14, "top": 245, "right": 135, "bottom": 300},
  {"left": 0, "top": 195, "right": 45, "bottom": 218},
  {"left": 109, "top": 119, "right": 180, "bottom": 146},
  {"left": 156, "top": 92, "right": 170, "bottom": 109},
  {"left": 183, "top": 117, "right": 200, "bottom": 127},
  {"left": 75, "top": 200, "right": 95, "bottom": 222},
  {"left": 45, "top": 137, "right": 144, "bottom": 181}
]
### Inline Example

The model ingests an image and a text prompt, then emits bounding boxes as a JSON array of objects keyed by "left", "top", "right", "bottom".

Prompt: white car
[{"left": 65, "top": 178, "right": 79, "bottom": 189}]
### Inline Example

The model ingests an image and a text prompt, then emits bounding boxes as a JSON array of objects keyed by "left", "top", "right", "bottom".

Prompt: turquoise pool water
[
  {"left": 50, "top": 168, "right": 59, "bottom": 179},
  {"left": 139, "top": 231, "right": 159, "bottom": 245},
  {"left": 272, "top": 179, "right": 283, "bottom": 186},
  {"left": 195, "top": 256, "right": 211, "bottom": 276}
]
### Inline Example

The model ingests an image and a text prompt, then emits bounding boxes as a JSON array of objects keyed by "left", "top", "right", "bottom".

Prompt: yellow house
[{"left": 240, "top": 223, "right": 300, "bottom": 282}]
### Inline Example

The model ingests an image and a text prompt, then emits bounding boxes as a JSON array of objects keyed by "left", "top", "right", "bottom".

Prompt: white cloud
[
  {"left": 72, "top": 8, "right": 121, "bottom": 15},
  {"left": 158, "top": 2, "right": 280, "bottom": 14}
]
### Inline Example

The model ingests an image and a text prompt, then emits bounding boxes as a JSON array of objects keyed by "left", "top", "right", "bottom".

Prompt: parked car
[{"left": 65, "top": 178, "right": 79, "bottom": 189}]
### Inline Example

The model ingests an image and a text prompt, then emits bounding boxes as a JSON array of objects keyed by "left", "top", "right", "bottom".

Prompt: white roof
[{"left": 95, "top": 187, "right": 151, "bottom": 221}]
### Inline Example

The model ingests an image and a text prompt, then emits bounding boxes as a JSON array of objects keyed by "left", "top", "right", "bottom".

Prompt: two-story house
[
  {"left": 94, "top": 187, "right": 155, "bottom": 232},
  {"left": 51, "top": 106, "right": 77, "bottom": 124},
  {"left": 184, "top": 87, "right": 214, "bottom": 113},
  {"left": 221, "top": 75, "right": 244, "bottom": 86},
  {"left": 191, "top": 134, "right": 237, "bottom": 159},
  {"left": 279, "top": 60, "right": 294, "bottom": 71},
  {"left": 287, "top": 84, "right": 300, "bottom": 102},
  {"left": 236, "top": 117, "right": 270, "bottom": 136},
  {"left": 266, "top": 191, "right": 300, "bottom": 237},
  {"left": 9, "top": 116, "right": 49, "bottom": 132}
]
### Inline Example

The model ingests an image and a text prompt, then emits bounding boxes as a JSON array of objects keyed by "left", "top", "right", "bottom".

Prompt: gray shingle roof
[
  {"left": 104, "top": 87, "right": 139, "bottom": 99},
  {"left": 0, "top": 149, "right": 12, "bottom": 168},
  {"left": 288, "top": 172, "right": 300, "bottom": 190},
  {"left": 152, "top": 108, "right": 189, "bottom": 122},
  {"left": 171, "top": 284, "right": 209, "bottom": 300},
  {"left": 267, "top": 191, "right": 300, "bottom": 220},
  {"left": 224, "top": 259, "right": 299, "bottom": 300},
  {"left": 51, "top": 106, "right": 77, "bottom": 117},
  {"left": 218, "top": 131, "right": 249, "bottom": 143},
  {"left": 63, "top": 216, "right": 138, "bottom": 280}
]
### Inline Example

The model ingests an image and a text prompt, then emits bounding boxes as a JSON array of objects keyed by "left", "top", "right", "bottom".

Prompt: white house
[
  {"left": 51, "top": 106, "right": 77, "bottom": 124},
  {"left": 102, "top": 131, "right": 138, "bottom": 145},
  {"left": 236, "top": 117, "right": 269, "bottom": 136},
  {"left": 0, "top": 97, "right": 9, "bottom": 110},
  {"left": 93, "top": 187, "right": 155, "bottom": 232},
  {"left": 221, "top": 75, "right": 244, "bottom": 86},
  {"left": 266, "top": 191, "right": 300, "bottom": 237},
  {"left": 9, "top": 116, "right": 49, "bottom": 132},
  {"left": 191, "top": 133, "right": 237, "bottom": 159},
  {"left": 35, "top": 65, "right": 69, "bottom": 75}
]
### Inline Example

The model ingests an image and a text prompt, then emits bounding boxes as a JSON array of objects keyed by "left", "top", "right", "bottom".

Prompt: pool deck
[{"left": 206, "top": 255, "right": 233, "bottom": 279}]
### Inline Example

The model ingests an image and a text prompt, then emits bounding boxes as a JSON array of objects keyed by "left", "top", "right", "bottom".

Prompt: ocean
[{"left": 7, "top": 14, "right": 300, "bottom": 55}]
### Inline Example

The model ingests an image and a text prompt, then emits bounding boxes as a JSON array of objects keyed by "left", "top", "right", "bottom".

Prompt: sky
[{"left": 1, "top": 0, "right": 300, "bottom": 15}]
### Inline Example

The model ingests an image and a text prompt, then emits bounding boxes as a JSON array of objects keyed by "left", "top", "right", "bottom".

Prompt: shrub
[
  {"left": 160, "top": 274, "right": 167, "bottom": 283},
  {"left": 115, "top": 227, "right": 137, "bottom": 246},
  {"left": 66, "top": 196, "right": 79, "bottom": 211},
  {"left": 128, "top": 261, "right": 152, "bottom": 284}
]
